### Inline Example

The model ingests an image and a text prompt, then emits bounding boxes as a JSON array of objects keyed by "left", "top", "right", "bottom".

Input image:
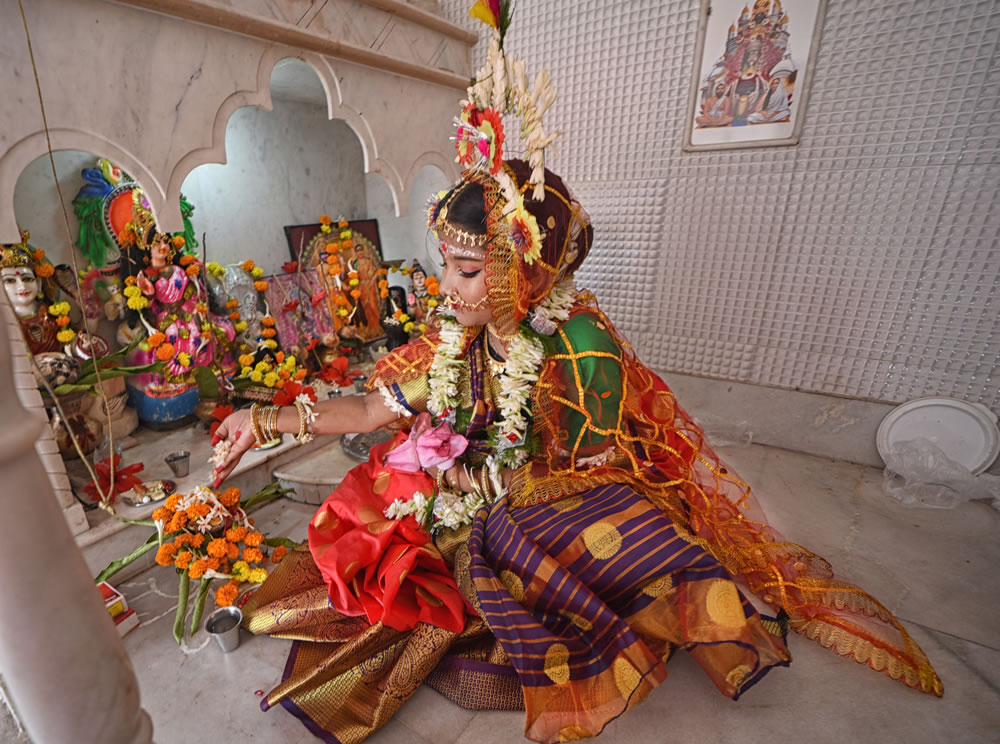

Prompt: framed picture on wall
[
  {"left": 683, "top": 0, "right": 827, "bottom": 151},
  {"left": 283, "top": 219, "right": 386, "bottom": 343},
  {"left": 283, "top": 219, "right": 382, "bottom": 262}
]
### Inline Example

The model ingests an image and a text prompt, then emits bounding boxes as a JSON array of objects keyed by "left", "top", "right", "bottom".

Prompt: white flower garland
[
  {"left": 426, "top": 280, "right": 577, "bottom": 467},
  {"left": 427, "top": 318, "right": 465, "bottom": 416},
  {"left": 529, "top": 278, "right": 576, "bottom": 335},
  {"left": 384, "top": 487, "right": 487, "bottom": 536}
]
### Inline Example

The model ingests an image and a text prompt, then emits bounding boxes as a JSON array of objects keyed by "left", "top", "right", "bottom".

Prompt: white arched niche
[
  {"left": 365, "top": 164, "right": 451, "bottom": 265},
  {"left": 180, "top": 58, "right": 368, "bottom": 275}
]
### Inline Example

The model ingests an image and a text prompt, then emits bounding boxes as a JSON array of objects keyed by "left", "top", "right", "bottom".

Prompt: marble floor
[{"left": 114, "top": 443, "right": 1000, "bottom": 744}]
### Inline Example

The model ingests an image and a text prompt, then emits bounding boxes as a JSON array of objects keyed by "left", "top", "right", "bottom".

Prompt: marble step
[{"left": 272, "top": 436, "right": 361, "bottom": 505}]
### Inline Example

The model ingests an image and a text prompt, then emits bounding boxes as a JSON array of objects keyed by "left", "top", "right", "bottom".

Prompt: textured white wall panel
[{"left": 439, "top": 0, "right": 999, "bottom": 410}]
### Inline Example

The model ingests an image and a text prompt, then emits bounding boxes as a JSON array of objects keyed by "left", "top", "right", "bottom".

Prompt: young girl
[{"left": 212, "top": 158, "right": 940, "bottom": 744}]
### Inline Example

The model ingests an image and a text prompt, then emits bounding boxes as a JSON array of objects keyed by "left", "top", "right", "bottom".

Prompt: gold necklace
[{"left": 484, "top": 330, "right": 507, "bottom": 376}]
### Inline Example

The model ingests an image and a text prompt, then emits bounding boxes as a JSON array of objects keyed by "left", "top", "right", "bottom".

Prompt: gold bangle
[
  {"left": 478, "top": 466, "right": 492, "bottom": 502},
  {"left": 249, "top": 403, "right": 263, "bottom": 445},
  {"left": 293, "top": 400, "right": 308, "bottom": 443},
  {"left": 260, "top": 405, "right": 271, "bottom": 442},
  {"left": 435, "top": 468, "right": 449, "bottom": 494},
  {"left": 264, "top": 405, "right": 279, "bottom": 442},
  {"left": 270, "top": 405, "right": 281, "bottom": 441}
]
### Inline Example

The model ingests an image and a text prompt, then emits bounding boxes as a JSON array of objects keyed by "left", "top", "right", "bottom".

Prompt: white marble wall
[
  {"left": 365, "top": 164, "right": 451, "bottom": 265},
  {"left": 11, "top": 151, "right": 93, "bottom": 267},
  {"left": 1, "top": 0, "right": 465, "bottom": 244},
  {"left": 180, "top": 101, "right": 366, "bottom": 274}
]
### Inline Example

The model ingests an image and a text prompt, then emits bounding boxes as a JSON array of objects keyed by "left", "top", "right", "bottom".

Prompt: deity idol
[
  {"left": 119, "top": 190, "right": 235, "bottom": 424},
  {"left": 1, "top": 229, "right": 73, "bottom": 355}
]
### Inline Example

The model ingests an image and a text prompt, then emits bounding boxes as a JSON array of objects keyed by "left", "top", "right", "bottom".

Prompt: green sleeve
[{"left": 551, "top": 312, "right": 623, "bottom": 457}]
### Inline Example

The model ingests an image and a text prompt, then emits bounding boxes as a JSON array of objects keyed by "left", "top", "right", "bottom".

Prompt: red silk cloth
[{"left": 308, "top": 434, "right": 471, "bottom": 633}]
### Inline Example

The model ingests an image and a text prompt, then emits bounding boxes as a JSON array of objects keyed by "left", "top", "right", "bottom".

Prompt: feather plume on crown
[{"left": 454, "top": 1, "right": 562, "bottom": 203}]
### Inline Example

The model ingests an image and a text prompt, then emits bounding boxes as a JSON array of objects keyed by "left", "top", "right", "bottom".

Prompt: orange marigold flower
[
  {"left": 341, "top": 240, "right": 353, "bottom": 250},
  {"left": 156, "top": 343, "right": 176, "bottom": 362},
  {"left": 188, "top": 559, "right": 208, "bottom": 579},
  {"left": 380, "top": 289, "right": 389, "bottom": 299},
  {"left": 148, "top": 332, "right": 166, "bottom": 348},
  {"left": 350, "top": 289, "right": 361, "bottom": 299},
  {"left": 32, "top": 249, "right": 46, "bottom": 262},
  {"left": 152, "top": 506, "right": 172, "bottom": 522},
  {"left": 185, "top": 264, "right": 201, "bottom": 277},
  {"left": 35, "top": 263, "right": 54, "bottom": 278},
  {"left": 254, "top": 280, "right": 268, "bottom": 292},
  {"left": 261, "top": 328, "right": 276, "bottom": 339},
  {"left": 206, "top": 556, "right": 222, "bottom": 571},
  {"left": 228, "top": 311, "right": 241, "bottom": 321},
  {"left": 172, "top": 235, "right": 186, "bottom": 250},
  {"left": 155, "top": 543, "right": 178, "bottom": 566},
  {"left": 244, "top": 531, "right": 264, "bottom": 547},
  {"left": 226, "top": 542, "right": 240, "bottom": 560},
  {"left": 226, "top": 298, "right": 238, "bottom": 309},
  {"left": 225, "top": 525, "right": 248, "bottom": 543},
  {"left": 337, "top": 218, "right": 348, "bottom": 228},
  {"left": 242, "top": 260, "right": 255, "bottom": 272},
  {"left": 124, "top": 275, "right": 137, "bottom": 287},
  {"left": 56, "top": 316, "right": 71, "bottom": 328},
  {"left": 294, "top": 369, "right": 307, "bottom": 381},
  {"left": 190, "top": 533, "right": 205, "bottom": 549},
  {"left": 185, "top": 505, "right": 209, "bottom": 521},
  {"left": 348, "top": 271, "right": 359, "bottom": 280},
  {"left": 195, "top": 303, "right": 207, "bottom": 314},
  {"left": 261, "top": 316, "right": 276, "bottom": 327},
  {"left": 174, "top": 550, "right": 193, "bottom": 570},
  {"left": 167, "top": 511, "right": 188, "bottom": 533},
  {"left": 327, "top": 266, "right": 338, "bottom": 276},
  {"left": 326, "top": 255, "right": 337, "bottom": 265},
  {"left": 271, "top": 545, "right": 289, "bottom": 563},
  {"left": 174, "top": 533, "right": 193, "bottom": 546},
  {"left": 206, "top": 538, "right": 229, "bottom": 558},
  {"left": 215, "top": 581, "right": 240, "bottom": 608},
  {"left": 179, "top": 253, "right": 195, "bottom": 266},
  {"left": 164, "top": 493, "right": 182, "bottom": 510},
  {"left": 275, "top": 351, "right": 285, "bottom": 364},
  {"left": 220, "top": 487, "right": 241, "bottom": 507},
  {"left": 242, "top": 547, "right": 264, "bottom": 564},
  {"left": 325, "top": 244, "right": 338, "bottom": 255}
]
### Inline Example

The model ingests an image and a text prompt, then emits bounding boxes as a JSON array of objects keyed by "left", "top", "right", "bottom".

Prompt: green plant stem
[
  {"left": 94, "top": 532, "right": 159, "bottom": 584},
  {"left": 112, "top": 518, "right": 157, "bottom": 527},
  {"left": 190, "top": 578, "right": 212, "bottom": 636},
  {"left": 173, "top": 572, "right": 190, "bottom": 646}
]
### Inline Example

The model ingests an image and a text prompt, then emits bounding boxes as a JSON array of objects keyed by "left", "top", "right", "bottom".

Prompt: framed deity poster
[
  {"left": 683, "top": 0, "right": 827, "bottom": 151},
  {"left": 283, "top": 219, "right": 385, "bottom": 343}
]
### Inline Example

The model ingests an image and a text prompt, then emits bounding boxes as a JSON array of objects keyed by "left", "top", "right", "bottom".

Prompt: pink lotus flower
[
  {"left": 383, "top": 413, "right": 468, "bottom": 473},
  {"left": 415, "top": 420, "right": 468, "bottom": 471},
  {"left": 383, "top": 413, "right": 433, "bottom": 472}
]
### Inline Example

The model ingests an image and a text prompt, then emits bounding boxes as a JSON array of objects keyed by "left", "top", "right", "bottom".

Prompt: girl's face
[{"left": 437, "top": 242, "right": 491, "bottom": 327}]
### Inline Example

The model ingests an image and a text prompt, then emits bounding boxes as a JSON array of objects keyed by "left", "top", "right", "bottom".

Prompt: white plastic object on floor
[{"left": 876, "top": 397, "right": 1000, "bottom": 475}]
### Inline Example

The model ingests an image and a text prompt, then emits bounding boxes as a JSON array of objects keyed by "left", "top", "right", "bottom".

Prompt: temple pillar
[{"left": 0, "top": 316, "right": 153, "bottom": 743}]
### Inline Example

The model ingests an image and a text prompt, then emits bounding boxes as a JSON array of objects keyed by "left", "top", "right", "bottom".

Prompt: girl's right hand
[{"left": 210, "top": 409, "right": 256, "bottom": 488}]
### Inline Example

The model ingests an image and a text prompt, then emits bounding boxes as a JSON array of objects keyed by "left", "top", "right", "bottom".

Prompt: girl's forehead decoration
[{"left": 442, "top": 242, "right": 486, "bottom": 261}]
